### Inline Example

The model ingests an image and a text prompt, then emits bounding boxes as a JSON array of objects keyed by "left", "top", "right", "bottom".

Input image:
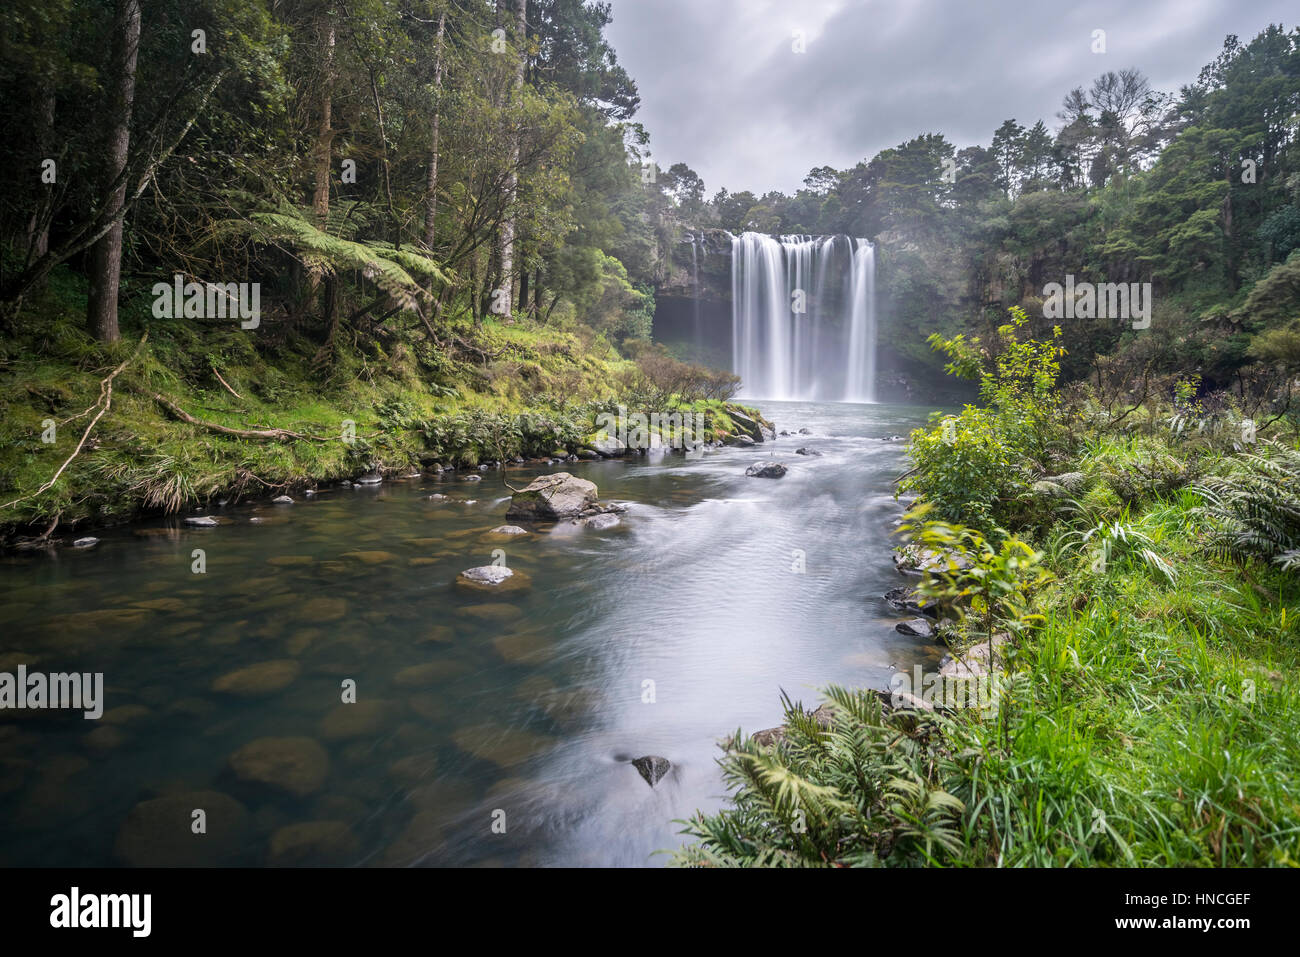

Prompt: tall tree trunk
[
  {"left": 86, "top": 0, "right": 141, "bottom": 344},
  {"left": 423, "top": 10, "right": 447, "bottom": 251},
  {"left": 495, "top": 0, "right": 526, "bottom": 314},
  {"left": 27, "top": 81, "right": 56, "bottom": 268},
  {"left": 313, "top": 18, "right": 336, "bottom": 225},
  {"left": 308, "top": 14, "right": 337, "bottom": 327}
]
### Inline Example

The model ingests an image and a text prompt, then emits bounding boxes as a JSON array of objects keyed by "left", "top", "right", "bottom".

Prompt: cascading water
[
  {"left": 730, "top": 232, "right": 876, "bottom": 402},
  {"left": 690, "top": 235, "right": 703, "bottom": 359}
]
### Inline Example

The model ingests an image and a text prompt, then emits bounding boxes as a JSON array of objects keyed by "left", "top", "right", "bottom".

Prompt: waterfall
[
  {"left": 690, "top": 235, "right": 703, "bottom": 359},
  {"left": 730, "top": 231, "right": 876, "bottom": 402}
]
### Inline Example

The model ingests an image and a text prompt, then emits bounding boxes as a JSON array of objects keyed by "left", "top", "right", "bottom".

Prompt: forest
[{"left": 0, "top": 0, "right": 1298, "bottom": 876}]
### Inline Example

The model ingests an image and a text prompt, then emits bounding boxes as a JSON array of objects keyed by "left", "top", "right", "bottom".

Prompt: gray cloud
[{"left": 606, "top": 0, "right": 1295, "bottom": 195}]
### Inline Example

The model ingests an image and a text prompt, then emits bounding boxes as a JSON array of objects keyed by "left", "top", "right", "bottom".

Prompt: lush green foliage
[
  {"left": 901, "top": 307, "right": 1067, "bottom": 534},
  {"left": 679, "top": 317, "right": 1300, "bottom": 868}
]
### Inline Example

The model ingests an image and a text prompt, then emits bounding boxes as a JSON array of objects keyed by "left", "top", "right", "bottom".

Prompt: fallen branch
[
  {"left": 146, "top": 392, "right": 328, "bottom": 442},
  {"left": 1, "top": 336, "right": 147, "bottom": 512},
  {"left": 893, "top": 465, "right": 919, "bottom": 485},
  {"left": 210, "top": 366, "right": 244, "bottom": 400}
]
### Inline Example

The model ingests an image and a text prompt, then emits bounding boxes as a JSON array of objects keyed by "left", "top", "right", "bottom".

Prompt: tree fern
[{"left": 214, "top": 202, "right": 449, "bottom": 310}]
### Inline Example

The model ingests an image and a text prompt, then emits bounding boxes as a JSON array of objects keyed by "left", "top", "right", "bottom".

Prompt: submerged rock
[
  {"left": 114, "top": 790, "right": 252, "bottom": 867},
  {"left": 579, "top": 513, "right": 621, "bottom": 530},
  {"left": 355, "top": 473, "right": 383, "bottom": 485},
  {"left": 505, "top": 472, "right": 598, "bottom": 521},
  {"left": 340, "top": 550, "right": 397, "bottom": 565},
  {"left": 457, "top": 602, "right": 524, "bottom": 623},
  {"left": 451, "top": 723, "right": 553, "bottom": 768},
  {"left": 267, "top": 820, "right": 358, "bottom": 867},
  {"left": 211, "top": 660, "right": 301, "bottom": 696},
  {"left": 183, "top": 515, "right": 220, "bottom": 527},
  {"left": 299, "top": 596, "right": 348, "bottom": 622},
  {"left": 488, "top": 525, "right": 528, "bottom": 536},
  {"left": 319, "top": 700, "right": 390, "bottom": 741},
  {"left": 631, "top": 755, "right": 671, "bottom": 788},
  {"left": 72, "top": 537, "right": 99, "bottom": 549},
  {"left": 272, "top": 495, "right": 294, "bottom": 504},
  {"left": 795, "top": 447, "right": 822, "bottom": 456},
  {"left": 745, "top": 462, "right": 788, "bottom": 479},
  {"left": 229, "top": 736, "right": 330, "bottom": 798}
]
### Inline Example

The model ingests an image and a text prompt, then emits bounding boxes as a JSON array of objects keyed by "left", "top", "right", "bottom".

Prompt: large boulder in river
[{"left": 505, "top": 472, "right": 597, "bottom": 520}]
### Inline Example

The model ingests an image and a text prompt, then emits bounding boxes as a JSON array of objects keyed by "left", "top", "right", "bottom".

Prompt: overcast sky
[{"left": 605, "top": 0, "right": 1295, "bottom": 196}]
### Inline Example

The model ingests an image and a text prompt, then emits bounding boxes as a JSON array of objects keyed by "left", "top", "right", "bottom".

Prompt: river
[{"left": 0, "top": 399, "right": 937, "bottom": 867}]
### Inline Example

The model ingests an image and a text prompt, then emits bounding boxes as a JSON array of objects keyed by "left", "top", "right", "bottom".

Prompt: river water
[{"left": 0, "top": 400, "right": 937, "bottom": 867}]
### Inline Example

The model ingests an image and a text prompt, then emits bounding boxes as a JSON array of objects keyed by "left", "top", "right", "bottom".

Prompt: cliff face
[{"left": 659, "top": 228, "right": 734, "bottom": 302}]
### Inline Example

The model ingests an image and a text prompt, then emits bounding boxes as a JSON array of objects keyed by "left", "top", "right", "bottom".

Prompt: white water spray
[{"left": 730, "top": 232, "right": 876, "bottom": 402}]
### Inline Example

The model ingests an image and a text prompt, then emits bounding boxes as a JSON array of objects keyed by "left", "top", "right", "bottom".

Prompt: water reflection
[{"left": 0, "top": 400, "right": 935, "bottom": 867}]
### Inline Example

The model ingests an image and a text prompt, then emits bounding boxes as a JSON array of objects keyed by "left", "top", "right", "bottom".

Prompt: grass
[
  {"left": 0, "top": 267, "right": 765, "bottom": 538},
  {"left": 675, "top": 415, "right": 1300, "bottom": 867}
]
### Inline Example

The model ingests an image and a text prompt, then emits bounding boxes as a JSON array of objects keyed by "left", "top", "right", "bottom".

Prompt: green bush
[{"left": 901, "top": 406, "right": 1017, "bottom": 534}]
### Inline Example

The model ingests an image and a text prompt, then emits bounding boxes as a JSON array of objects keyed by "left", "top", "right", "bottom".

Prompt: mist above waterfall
[{"left": 730, "top": 232, "right": 876, "bottom": 403}]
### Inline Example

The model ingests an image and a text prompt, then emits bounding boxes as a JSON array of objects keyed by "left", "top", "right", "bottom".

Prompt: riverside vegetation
[{"left": 674, "top": 308, "right": 1300, "bottom": 867}]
